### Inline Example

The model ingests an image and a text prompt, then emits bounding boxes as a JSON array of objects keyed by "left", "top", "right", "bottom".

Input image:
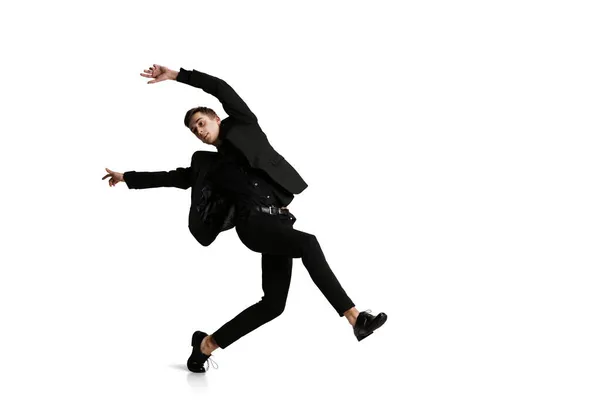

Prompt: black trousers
[{"left": 211, "top": 208, "right": 355, "bottom": 349}]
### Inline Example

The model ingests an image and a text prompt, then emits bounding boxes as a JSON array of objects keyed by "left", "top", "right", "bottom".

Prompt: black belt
[{"left": 255, "top": 205, "right": 290, "bottom": 215}]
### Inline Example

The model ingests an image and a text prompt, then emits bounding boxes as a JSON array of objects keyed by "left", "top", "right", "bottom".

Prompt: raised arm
[
  {"left": 175, "top": 68, "right": 258, "bottom": 124},
  {"left": 141, "top": 64, "right": 258, "bottom": 124}
]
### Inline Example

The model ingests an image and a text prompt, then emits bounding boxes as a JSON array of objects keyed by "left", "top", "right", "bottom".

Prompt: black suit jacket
[
  {"left": 123, "top": 68, "right": 308, "bottom": 247},
  {"left": 176, "top": 68, "right": 308, "bottom": 195}
]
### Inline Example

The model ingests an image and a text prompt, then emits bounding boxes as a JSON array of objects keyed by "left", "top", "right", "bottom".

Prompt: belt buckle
[{"left": 268, "top": 206, "right": 277, "bottom": 215}]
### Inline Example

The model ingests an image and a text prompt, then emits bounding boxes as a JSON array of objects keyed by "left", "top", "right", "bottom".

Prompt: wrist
[{"left": 169, "top": 69, "right": 179, "bottom": 80}]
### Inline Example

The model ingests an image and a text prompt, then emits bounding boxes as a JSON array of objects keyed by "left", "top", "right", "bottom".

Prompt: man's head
[{"left": 184, "top": 106, "right": 221, "bottom": 146}]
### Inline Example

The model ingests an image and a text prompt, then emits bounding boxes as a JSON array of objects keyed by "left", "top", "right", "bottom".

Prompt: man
[{"left": 103, "top": 64, "right": 387, "bottom": 373}]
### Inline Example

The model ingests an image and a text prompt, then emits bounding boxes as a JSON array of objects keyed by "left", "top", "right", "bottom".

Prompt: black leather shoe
[
  {"left": 353, "top": 309, "right": 387, "bottom": 342},
  {"left": 187, "top": 331, "right": 219, "bottom": 373}
]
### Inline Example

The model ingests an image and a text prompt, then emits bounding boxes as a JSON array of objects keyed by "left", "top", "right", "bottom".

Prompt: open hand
[
  {"left": 140, "top": 64, "right": 176, "bottom": 84},
  {"left": 102, "top": 168, "right": 124, "bottom": 187}
]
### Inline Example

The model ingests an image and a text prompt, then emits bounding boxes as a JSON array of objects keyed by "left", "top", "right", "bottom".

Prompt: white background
[{"left": 1, "top": 0, "right": 599, "bottom": 399}]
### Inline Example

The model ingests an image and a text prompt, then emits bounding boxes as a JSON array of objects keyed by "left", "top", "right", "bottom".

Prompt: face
[{"left": 189, "top": 112, "right": 221, "bottom": 145}]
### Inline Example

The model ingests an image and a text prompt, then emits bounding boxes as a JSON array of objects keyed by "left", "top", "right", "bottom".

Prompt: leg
[
  {"left": 200, "top": 334, "right": 219, "bottom": 355},
  {"left": 210, "top": 253, "right": 293, "bottom": 349},
  {"left": 343, "top": 307, "right": 360, "bottom": 326},
  {"left": 235, "top": 211, "right": 355, "bottom": 317}
]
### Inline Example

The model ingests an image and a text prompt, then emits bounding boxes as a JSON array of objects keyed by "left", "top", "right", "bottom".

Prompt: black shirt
[{"left": 206, "top": 137, "right": 294, "bottom": 220}]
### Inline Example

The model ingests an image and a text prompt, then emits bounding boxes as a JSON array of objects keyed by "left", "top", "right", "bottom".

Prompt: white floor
[{"left": 2, "top": 243, "right": 598, "bottom": 399}]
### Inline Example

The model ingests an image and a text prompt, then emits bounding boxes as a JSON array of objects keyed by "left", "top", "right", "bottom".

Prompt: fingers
[
  {"left": 141, "top": 64, "right": 167, "bottom": 83},
  {"left": 103, "top": 168, "right": 112, "bottom": 180},
  {"left": 140, "top": 69, "right": 155, "bottom": 78},
  {"left": 140, "top": 65, "right": 155, "bottom": 78},
  {"left": 104, "top": 168, "right": 121, "bottom": 186}
]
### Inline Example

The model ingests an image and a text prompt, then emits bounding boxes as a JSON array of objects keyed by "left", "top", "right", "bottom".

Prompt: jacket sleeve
[
  {"left": 123, "top": 167, "right": 192, "bottom": 190},
  {"left": 176, "top": 68, "right": 258, "bottom": 124}
]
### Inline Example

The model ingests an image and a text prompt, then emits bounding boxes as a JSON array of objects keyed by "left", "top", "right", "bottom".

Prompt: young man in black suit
[{"left": 103, "top": 64, "right": 387, "bottom": 373}]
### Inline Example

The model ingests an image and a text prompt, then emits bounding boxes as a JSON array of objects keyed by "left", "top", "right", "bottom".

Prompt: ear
[{"left": 216, "top": 116, "right": 221, "bottom": 125}]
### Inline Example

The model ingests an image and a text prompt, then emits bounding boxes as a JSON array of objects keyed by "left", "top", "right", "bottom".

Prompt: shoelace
[
  {"left": 205, "top": 357, "right": 219, "bottom": 370},
  {"left": 360, "top": 309, "right": 373, "bottom": 326},
  {"left": 355, "top": 309, "right": 372, "bottom": 328}
]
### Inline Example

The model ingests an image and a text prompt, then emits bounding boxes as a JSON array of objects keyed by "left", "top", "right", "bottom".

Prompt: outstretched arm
[
  {"left": 104, "top": 152, "right": 198, "bottom": 190},
  {"left": 122, "top": 167, "right": 192, "bottom": 190}
]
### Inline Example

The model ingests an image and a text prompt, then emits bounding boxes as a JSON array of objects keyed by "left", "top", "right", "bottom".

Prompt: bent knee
[
  {"left": 305, "top": 233, "right": 318, "bottom": 246},
  {"left": 304, "top": 233, "right": 322, "bottom": 252},
  {"left": 260, "top": 299, "right": 287, "bottom": 318}
]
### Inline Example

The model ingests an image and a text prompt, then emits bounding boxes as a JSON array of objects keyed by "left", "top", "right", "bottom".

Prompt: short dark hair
[{"left": 184, "top": 107, "right": 218, "bottom": 129}]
